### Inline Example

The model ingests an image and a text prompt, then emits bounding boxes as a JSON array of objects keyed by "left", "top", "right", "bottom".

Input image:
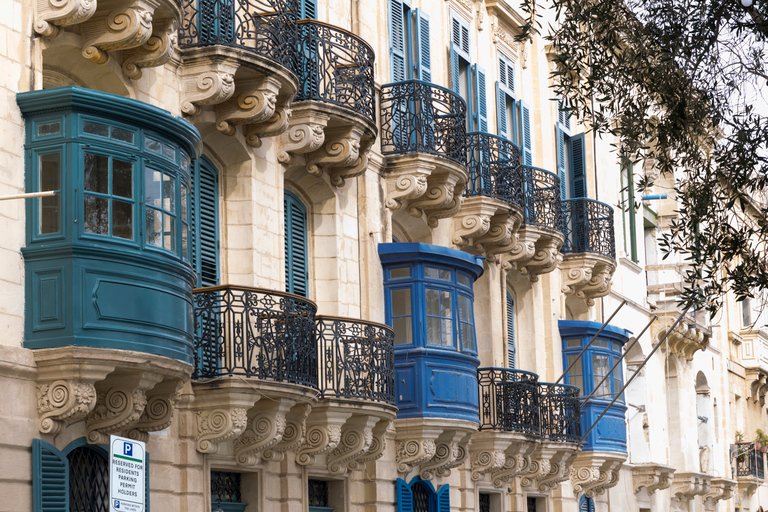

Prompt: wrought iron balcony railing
[
  {"left": 294, "top": 21, "right": 376, "bottom": 124},
  {"left": 464, "top": 132, "right": 524, "bottom": 209},
  {"left": 316, "top": 316, "right": 396, "bottom": 405},
  {"left": 478, "top": 367, "right": 541, "bottom": 435},
  {"left": 539, "top": 383, "right": 581, "bottom": 443},
  {"left": 736, "top": 444, "right": 765, "bottom": 479},
  {"left": 192, "top": 286, "right": 318, "bottom": 387},
  {"left": 380, "top": 80, "right": 467, "bottom": 166},
  {"left": 521, "top": 165, "right": 563, "bottom": 232},
  {"left": 179, "top": 0, "right": 298, "bottom": 70},
  {"left": 561, "top": 198, "right": 616, "bottom": 259}
]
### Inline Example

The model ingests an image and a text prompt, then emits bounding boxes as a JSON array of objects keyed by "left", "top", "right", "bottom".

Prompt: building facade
[{"left": 0, "top": 0, "right": 764, "bottom": 510}]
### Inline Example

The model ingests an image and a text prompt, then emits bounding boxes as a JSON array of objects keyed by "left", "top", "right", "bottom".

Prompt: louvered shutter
[
  {"left": 521, "top": 101, "right": 532, "bottom": 165},
  {"left": 569, "top": 133, "right": 586, "bottom": 198},
  {"left": 396, "top": 478, "right": 414, "bottom": 512},
  {"left": 436, "top": 484, "right": 450, "bottom": 512},
  {"left": 473, "top": 64, "right": 487, "bottom": 132},
  {"left": 389, "top": 0, "right": 406, "bottom": 82},
  {"left": 192, "top": 156, "right": 220, "bottom": 288},
  {"left": 556, "top": 125, "right": 567, "bottom": 199},
  {"left": 450, "top": 41, "right": 460, "bottom": 95},
  {"left": 414, "top": 10, "right": 431, "bottom": 82},
  {"left": 145, "top": 452, "right": 150, "bottom": 512},
  {"left": 506, "top": 292, "right": 515, "bottom": 368},
  {"left": 580, "top": 496, "right": 595, "bottom": 512},
  {"left": 300, "top": 0, "right": 317, "bottom": 19},
  {"left": 33, "top": 439, "right": 68, "bottom": 512},
  {"left": 284, "top": 192, "right": 309, "bottom": 297},
  {"left": 496, "top": 82, "right": 507, "bottom": 138}
]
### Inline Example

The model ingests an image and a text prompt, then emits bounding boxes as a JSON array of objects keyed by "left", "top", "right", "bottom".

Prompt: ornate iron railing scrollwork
[
  {"left": 294, "top": 21, "right": 376, "bottom": 124},
  {"left": 736, "top": 443, "right": 765, "bottom": 479},
  {"left": 561, "top": 198, "right": 616, "bottom": 259},
  {"left": 520, "top": 165, "right": 563, "bottom": 231},
  {"left": 315, "top": 316, "right": 396, "bottom": 405},
  {"left": 539, "top": 383, "right": 581, "bottom": 443},
  {"left": 179, "top": 0, "right": 299, "bottom": 70},
  {"left": 380, "top": 80, "right": 467, "bottom": 166},
  {"left": 192, "top": 285, "right": 318, "bottom": 388},
  {"left": 464, "top": 132, "right": 524, "bottom": 208},
  {"left": 478, "top": 367, "right": 541, "bottom": 435}
]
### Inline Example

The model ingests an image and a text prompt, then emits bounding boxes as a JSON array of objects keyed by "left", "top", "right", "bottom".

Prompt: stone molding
[
  {"left": 560, "top": 253, "right": 616, "bottom": 306},
  {"left": 394, "top": 418, "right": 477, "bottom": 480},
  {"left": 530, "top": 443, "right": 580, "bottom": 492},
  {"left": 37, "top": 379, "right": 98, "bottom": 434},
  {"left": 261, "top": 404, "right": 312, "bottom": 462},
  {"left": 703, "top": 477, "right": 736, "bottom": 511},
  {"left": 631, "top": 462, "right": 676, "bottom": 495},
  {"left": 570, "top": 451, "right": 626, "bottom": 498},
  {"left": 670, "top": 471, "right": 711, "bottom": 502},
  {"left": 736, "top": 473, "right": 760, "bottom": 500},
  {"left": 234, "top": 401, "right": 293, "bottom": 466},
  {"left": 468, "top": 431, "right": 537, "bottom": 486},
  {"left": 654, "top": 316, "right": 710, "bottom": 361},
  {"left": 746, "top": 369, "right": 768, "bottom": 405},
  {"left": 419, "top": 431, "right": 472, "bottom": 480}
]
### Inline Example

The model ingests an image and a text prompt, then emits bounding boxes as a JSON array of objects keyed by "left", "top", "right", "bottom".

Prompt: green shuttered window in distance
[
  {"left": 389, "top": 0, "right": 431, "bottom": 81},
  {"left": 507, "top": 291, "right": 515, "bottom": 368},
  {"left": 285, "top": 191, "right": 309, "bottom": 297},
  {"left": 191, "top": 155, "right": 220, "bottom": 287},
  {"left": 299, "top": 0, "right": 317, "bottom": 19}
]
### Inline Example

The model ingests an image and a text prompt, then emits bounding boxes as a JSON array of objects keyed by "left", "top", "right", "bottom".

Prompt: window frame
[{"left": 562, "top": 336, "right": 624, "bottom": 403}]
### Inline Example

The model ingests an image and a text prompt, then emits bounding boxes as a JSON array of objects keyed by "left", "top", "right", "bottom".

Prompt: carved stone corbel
[
  {"left": 469, "top": 432, "right": 537, "bottom": 487},
  {"left": 471, "top": 450, "right": 507, "bottom": 481},
  {"left": 703, "top": 477, "right": 736, "bottom": 511},
  {"left": 474, "top": 214, "right": 518, "bottom": 254},
  {"left": 295, "top": 409, "right": 352, "bottom": 466},
  {"left": 671, "top": 472, "right": 711, "bottom": 502},
  {"left": 126, "top": 378, "right": 182, "bottom": 442},
  {"left": 631, "top": 462, "right": 675, "bottom": 495},
  {"left": 278, "top": 112, "right": 329, "bottom": 164},
  {"left": 122, "top": 18, "right": 177, "bottom": 79},
  {"left": 497, "top": 227, "right": 539, "bottom": 270},
  {"left": 261, "top": 403, "right": 312, "bottom": 462},
  {"left": 244, "top": 107, "right": 292, "bottom": 148},
  {"left": 347, "top": 419, "right": 391, "bottom": 471},
  {"left": 216, "top": 77, "right": 282, "bottom": 135},
  {"left": 533, "top": 446, "right": 578, "bottom": 492},
  {"left": 411, "top": 175, "right": 465, "bottom": 228},
  {"left": 519, "top": 234, "right": 564, "bottom": 282},
  {"left": 180, "top": 52, "right": 240, "bottom": 115},
  {"left": 520, "top": 459, "right": 551, "bottom": 488},
  {"left": 419, "top": 431, "right": 471, "bottom": 480},
  {"left": 657, "top": 317, "right": 710, "bottom": 361},
  {"left": 37, "top": 380, "right": 98, "bottom": 434},
  {"left": 234, "top": 400, "right": 298, "bottom": 466},
  {"left": 560, "top": 255, "right": 616, "bottom": 306},
  {"left": 570, "top": 454, "right": 625, "bottom": 498},
  {"left": 326, "top": 415, "right": 380, "bottom": 475},
  {"left": 86, "top": 387, "right": 149, "bottom": 445},
  {"left": 396, "top": 439, "right": 437, "bottom": 474},
  {"left": 452, "top": 198, "right": 501, "bottom": 247},
  {"left": 80, "top": 1, "right": 159, "bottom": 64},
  {"left": 305, "top": 126, "right": 364, "bottom": 183},
  {"left": 34, "top": 0, "right": 98, "bottom": 38},
  {"left": 195, "top": 408, "right": 249, "bottom": 453},
  {"left": 570, "top": 466, "right": 602, "bottom": 495}
]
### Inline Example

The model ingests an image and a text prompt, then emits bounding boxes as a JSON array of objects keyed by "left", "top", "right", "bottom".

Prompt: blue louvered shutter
[
  {"left": 556, "top": 125, "right": 567, "bottom": 199},
  {"left": 414, "top": 10, "right": 431, "bottom": 82},
  {"left": 436, "top": 484, "right": 450, "bottom": 512},
  {"left": 450, "top": 41, "right": 460, "bottom": 95},
  {"left": 198, "top": 0, "right": 234, "bottom": 43},
  {"left": 389, "top": 0, "right": 406, "bottom": 82},
  {"left": 192, "top": 156, "right": 220, "bottom": 288},
  {"left": 506, "top": 292, "right": 515, "bottom": 368},
  {"left": 496, "top": 82, "right": 507, "bottom": 138},
  {"left": 396, "top": 478, "right": 414, "bottom": 512},
  {"left": 300, "top": 0, "right": 317, "bottom": 19},
  {"left": 473, "top": 64, "right": 487, "bottom": 132},
  {"left": 145, "top": 452, "right": 150, "bottom": 512},
  {"left": 580, "top": 496, "right": 595, "bottom": 512},
  {"left": 33, "top": 439, "right": 68, "bottom": 512},
  {"left": 284, "top": 192, "right": 309, "bottom": 297},
  {"left": 569, "top": 133, "right": 586, "bottom": 198},
  {"left": 521, "top": 101, "right": 532, "bottom": 165}
]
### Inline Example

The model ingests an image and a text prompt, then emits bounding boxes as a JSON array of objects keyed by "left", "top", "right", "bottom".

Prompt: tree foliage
[{"left": 521, "top": 0, "right": 768, "bottom": 315}]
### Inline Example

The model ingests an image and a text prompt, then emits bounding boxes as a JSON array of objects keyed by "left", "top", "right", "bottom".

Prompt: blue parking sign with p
[{"left": 123, "top": 442, "right": 133, "bottom": 457}]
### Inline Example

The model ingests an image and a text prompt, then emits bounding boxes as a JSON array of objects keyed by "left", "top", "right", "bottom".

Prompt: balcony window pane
[
  {"left": 84, "top": 195, "right": 109, "bottom": 235},
  {"left": 426, "top": 288, "right": 439, "bottom": 315},
  {"left": 439, "top": 290, "right": 452, "bottom": 315},
  {"left": 457, "top": 273, "right": 471, "bottom": 287},
  {"left": 145, "top": 137, "right": 162, "bottom": 153},
  {"left": 84, "top": 153, "right": 108, "bottom": 194},
  {"left": 146, "top": 208, "right": 162, "bottom": 247},
  {"left": 566, "top": 338, "right": 581, "bottom": 348},
  {"left": 163, "top": 212, "right": 175, "bottom": 249},
  {"left": 427, "top": 317, "right": 441, "bottom": 344},
  {"left": 84, "top": 121, "right": 109, "bottom": 137},
  {"left": 570, "top": 375, "right": 584, "bottom": 393},
  {"left": 182, "top": 221, "right": 188, "bottom": 259},
  {"left": 111, "top": 127, "right": 134, "bottom": 144},
  {"left": 37, "top": 121, "right": 60, "bottom": 136},
  {"left": 392, "top": 289, "right": 411, "bottom": 316},
  {"left": 393, "top": 317, "right": 413, "bottom": 344},
  {"left": 390, "top": 267, "right": 410, "bottom": 278},
  {"left": 113, "top": 159, "right": 133, "bottom": 198},
  {"left": 112, "top": 200, "right": 133, "bottom": 239},
  {"left": 38, "top": 152, "right": 60, "bottom": 234},
  {"left": 163, "top": 174, "right": 175, "bottom": 213},
  {"left": 162, "top": 143, "right": 176, "bottom": 160},
  {"left": 145, "top": 168, "right": 162, "bottom": 207},
  {"left": 425, "top": 267, "right": 451, "bottom": 280},
  {"left": 181, "top": 183, "right": 188, "bottom": 222}
]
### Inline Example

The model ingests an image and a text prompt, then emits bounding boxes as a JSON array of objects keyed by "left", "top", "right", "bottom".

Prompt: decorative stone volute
[
  {"left": 80, "top": 0, "right": 160, "bottom": 64},
  {"left": 560, "top": 254, "right": 616, "bottom": 306},
  {"left": 670, "top": 471, "right": 711, "bottom": 503},
  {"left": 703, "top": 477, "right": 736, "bottom": 511},
  {"left": 468, "top": 431, "right": 537, "bottom": 487},
  {"left": 498, "top": 225, "right": 565, "bottom": 282},
  {"left": 631, "top": 462, "right": 675, "bottom": 495},
  {"left": 529, "top": 442, "right": 580, "bottom": 492},
  {"left": 654, "top": 316, "right": 711, "bottom": 361},
  {"left": 570, "top": 452, "right": 626, "bottom": 498},
  {"left": 34, "top": 0, "right": 98, "bottom": 38},
  {"left": 395, "top": 418, "right": 477, "bottom": 480},
  {"left": 453, "top": 197, "right": 524, "bottom": 257},
  {"left": 121, "top": 17, "right": 177, "bottom": 79}
]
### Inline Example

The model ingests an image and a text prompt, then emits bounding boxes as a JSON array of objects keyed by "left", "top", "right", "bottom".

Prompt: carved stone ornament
[
  {"left": 127, "top": 392, "right": 178, "bottom": 442},
  {"left": 396, "top": 439, "right": 438, "bottom": 474},
  {"left": 295, "top": 409, "right": 353, "bottom": 466},
  {"left": 86, "top": 387, "right": 149, "bottom": 445},
  {"left": 244, "top": 107, "right": 293, "bottom": 148},
  {"left": 233, "top": 401, "right": 294, "bottom": 466},
  {"left": 122, "top": 18, "right": 177, "bottom": 80},
  {"left": 560, "top": 254, "right": 616, "bottom": 306},
  {"left": 347, "top": 419, "right": 391, "bottom": 471},
  {"left": 305, "top": 126, "right": 369, "bottom": 187},
  {"left": 410, "top": 174, "right": 466, "bottom": 228},
  {"left": 570, "top": 454, "right": 625, "bottom": 498},
  {"left": 520, "top": 459, "right": 552, "bottom": 489},
  {"left": 37, "top": 380, "right": 98, "bottom": 434},
  {"left": 655, "top": 316, "right": 710, "bottom": 361},
  {"left": 326, "top": 415, "right": 381, "bottom": 475},
  {"left": 468, "top": 431, "right": 536, "bottom": 484},
  {"left": 216, "top": 77, "right": 282, "bottom": 135},
  {"left": 419, "top": 432, "right": 471, "bottom": 480},
  {"left": 80, "top": 1, "right": 160, "bottom": 64},
  {"left": 278, "top": 110, "right": 330, "bottom": 164},
  {"left": 747, "top": 369, "right": 768, "bottom": 405},
  {"left": 475, "top": 215, "right": 518, "bottom": 254},
  {"left": 703, "top": 477, "right": 736, "bottom": 511},
  {"left": 491, "top": 453, "right": 533, "bottom": 487},
  {"left": 520, "top": 233, "right": 565, "bottom": 281},
  {"left": 180, "top": 51, "right": 241, "bottom": 116},
  {"left": 261, "top": 403, "right": 312, "bottom": 463},
  {"left": 196, "top": 408, "right": 249, "bottom": 453},
  {"left": 631, "top": 462, "right": 675, "bottom": 495},
  {"left": 534, "top": 446, "right": 579, "bottom": 492},
  {"left": 670, "top": 472, "right": 711, "bottom": 502},
  {"left": 453, "top": 197, "right": 518, "bottom": 252},
  {"left": 498, "top": 225, "right": 565, "bottom": 282},
  {"left": 34, "top": 0, "right": 98, "bottom": 38}
]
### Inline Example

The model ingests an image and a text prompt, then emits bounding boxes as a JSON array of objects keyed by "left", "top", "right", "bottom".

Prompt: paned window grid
[
  {"left": 211, "top": 471, "right": 242, "bottom": 503},
  {"left": 308, "top": 480, "right": 329, "bottom": 507}
]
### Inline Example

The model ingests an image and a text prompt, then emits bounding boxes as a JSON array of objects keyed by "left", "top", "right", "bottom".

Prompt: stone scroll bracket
[
  {"left": 469, "top": 431, "right": 538, "bottom": 488},
  {"left": 653, "top": 316, "right": 711, "bottom": 361},
  {"left": 703, "top": 477, "right": 736, "bottom": 512},
  {"left": 532, "top": 443, "right": 580, "bottom": 492},
  {"left": 80, "top": 0, "right": 161, "bottom": 65},
  {"left": 453, "top": 197, "right": 523, "bottom": 258},
  {"left": 418, "top": 430, "right": 472, "bottom": 481},
  {"left": 295, "top": 408, "right": 353, "bottom": 467},
  {"left": 670, "top": 471, "right": 711, "bottom": 504},
  {"left": 631, "top": 462, "right": 676, "bottom": 495},
  {"left": 560, "top": 254, "right": 616, "bottom": 306},
  {"left": 570, "top": 452, "right": 627, "bottom": 498},
  {"left": 394, "top": 418, "right": 477, "bottom": 480}
]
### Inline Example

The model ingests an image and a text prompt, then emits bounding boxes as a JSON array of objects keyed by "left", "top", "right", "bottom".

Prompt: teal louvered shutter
[
  {"left": 414, "top": 9, "right": 431, "bottom": 82},
  {"left": 389, "top": 0, "right": 406, "bottom": 82},
  {"left": 450, "top": 41, "right": 460, "bottom": 95},
  {"left": 198, "top": 0, "right": 234, "bottom": 43},
  {"left": 300, "top": 0, "right": 317, "bottom": 19},
  {"left": 33, "top": 439, "right": 68, "bottom": 512},
  {"left": 473, "top": 65, "right": 487, "bottom": 132},
  {"left": 556, "top": 125, "right": 567, "bottom": 199},
  {"left": 506, "top": 291, "right": 515, "bottom": 368},
  {"left": 284, "top": 192, "right": 309, "bottom": 297},
  {"left": 145, "top": 452, "right": 150, "bottom": 512},
  {"left": 569, "top": 133, "right": 586, "bottom": 198},
  {"left": 193, "top": 156, "right": 220, "bottom": 288},
  {"left": 436, "top": 484, "right": 450, "bottom": 512},
  {"left": 580, "top": 496, "right": 595, "bottom": 512},
  {"left": 521, "top": 101, "right": 532, "bottom": 165},
  {"left": 396, "top": 478, "right": 413, "bottom": 512},
  {"left": 496, "top": 82, "right": 507, "bottom": 138}
]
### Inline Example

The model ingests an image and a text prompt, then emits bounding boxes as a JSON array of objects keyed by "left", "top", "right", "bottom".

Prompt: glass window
[
  {"left": 458, "top": 294, "right": 476, "bottom": 351},
  {"left": 391, "top": 288, "right": 413, "bottom": 345},
  {"left": 592, "top": 353, "right": 611, "bottom": 398},
  {"left": 457, "top": 273, "right": 471, "bottom": 287},
  {"left": 37, "top": 121, "right": 61, "bottom": 137},
  {"left": 145, "top": 167, "right": 176, "bottom": 251},
  {"left": 390, "top": 267, "right": 410, "bottom": 279},
  {"left": 425, "top": 267, "right": 451, "bottom": 280},
  {"left": 567, "top": 354, "right": 584, "bottom": 393},
  {"left": 38, "top": 152, "right": 61, "bottom": 235},
  {"left": 83, "top": 152, "right": 134, "bottom": 240},
  {"left": 426, "top": 287, "right": 453, "bottom": 346}
]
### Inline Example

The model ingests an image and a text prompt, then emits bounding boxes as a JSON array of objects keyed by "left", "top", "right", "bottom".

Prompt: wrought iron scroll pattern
[
  {"left": 192, "top": 286, "right": 318, "bottom": 388},
  {"left": 736, "top": 444, "right": 765, "bottom": 479},
  {"left": 521, "top": 165, "right": 563, "bottom": 231},
  {"left": 540, "top": 383, "right": 581, "bottom": 443},
  {"left": 295, "top": 21, "right": 376, "bottom": 124},
  {"left": 316, "top": 316, "right": 396, "bottom": 405},
  {"left": 179, "top": 0, "right": 299, "bottom": 70},
  {"left": 561, "top": 198, "right": 616, "bottom": 259},
  {"left": 478, "top": 367, "right": 541, "bottom": 435},
  {"left": 380, "top": 80, "right": 467, "bottom": 166},
  {"left": 464, "top": 132, "right": 524, "bottom": 209}
]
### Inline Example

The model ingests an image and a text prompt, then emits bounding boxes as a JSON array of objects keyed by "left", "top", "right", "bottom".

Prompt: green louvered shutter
[
  {"left": 192, "top": 156, "right": 220, "bottom": 288},
  {"left": 473, "top": 65, "right": 487, "bottom": 132},
  {"left": 414, "top": 9, "right": 431, "bottom": 82},
  {"left": 569, "top": 133, "right": 586, "bottom": 198},
  {"left": 496, "top": 82, "right": 507, "bottom": 138},
  {"left": 506, "top": 292, "right": 515, "bottom": 368},
  {"left": 436, "top": 484, "right": 450, "bottom": 512},
  {"left": 284, "top": 192, "right": 309, "bottom": 297},
  {"left": 300, "top": 0, "right": 317, "bottom": 19},
  {"left": 145, "top": 452, "right": 150, "bottom": 512},
  {"left": 396, "top": 478, "right": 413, "bottom": 512},
  {"left": 33, "top": 439, "right": 68, "bottom": 512},
  {"left": 198, "top": 0, "right": 234, "bottom": 43},
  {"left": 556, "top": 125, "right": 567, "bottom": 199},
  {"left": 389, "top": 0, "right": 406, "bottom": 82},
  {"left": 521, "top": 101, "right": 532, "bottom": 165},
  {"left": 450, "top": 41, "right": 460, "bottom": 95}
]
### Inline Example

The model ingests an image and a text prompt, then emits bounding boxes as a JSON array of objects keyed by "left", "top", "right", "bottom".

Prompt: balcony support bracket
[{"left": 80, "top": 0, "right": 160, "bottom": 64}]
